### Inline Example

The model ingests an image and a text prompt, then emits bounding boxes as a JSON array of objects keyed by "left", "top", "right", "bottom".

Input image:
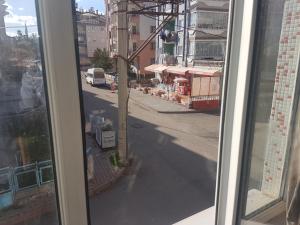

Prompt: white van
[{"left": 86, "top": 68, "right": 106, "bottom": 86}]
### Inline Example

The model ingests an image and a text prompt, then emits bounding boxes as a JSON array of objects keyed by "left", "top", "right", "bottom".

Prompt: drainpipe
[
  {"left": 182, "top": 0, "right": 188, "bottom": 67},
  {"left": 156, "top": 5, "right": 160, "bottom": 64}
]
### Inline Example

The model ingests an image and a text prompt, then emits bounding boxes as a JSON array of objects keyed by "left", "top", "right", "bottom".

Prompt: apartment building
[
  {"left": 105, "top": 0, "right": 117, "bottom": 57},
  {"left": 105, "top": 0, "right": 156, "bottom": 75},
  {"left": 156, "top": 0, "right": 229, "bottom": 67},
  {"left": 76, "top": 7, "right": 107, "bottom": 70}
]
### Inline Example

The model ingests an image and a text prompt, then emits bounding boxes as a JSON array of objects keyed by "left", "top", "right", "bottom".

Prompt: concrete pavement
[
  {"left": 129, "top": 88, "right": 196, "bottom": 113},
  {"left": 81, "top": 81, "right": 220, "bottom": 225}
]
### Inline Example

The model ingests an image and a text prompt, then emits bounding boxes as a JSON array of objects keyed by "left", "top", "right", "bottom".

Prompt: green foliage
[
  {"left": 5, "top": 109, "right": 52, "bottom": 163},
  {"left": 164, "top": 43, "right": 175, "bottom": 56},
  {"left": 16, "top": 30, "right": 23, "bottom": 40},
  {"left": 0, "top": 27, "right": 48, "bottom": 164},
  {"left": 109, "top": 152, "right": 121, "bottom": 167},
  {"left": 91, "top": 48, "right": 113, "bottom": 71},
  {"left": 0, "top": 33, "right": 40, "bottom": 71},
  {"left": 14, "top": 33, "right": 40, "bottom": 61},
  {"left": 22, "top": 110, "right": 52, "bottom": 162},
  {"left": 165, "top": 20, "right": 175, "bottom": 31}
]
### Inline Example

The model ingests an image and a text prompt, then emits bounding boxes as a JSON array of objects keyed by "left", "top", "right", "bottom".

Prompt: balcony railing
[{"left": 0, "top": 160, "right": 54, "bottom": 197}]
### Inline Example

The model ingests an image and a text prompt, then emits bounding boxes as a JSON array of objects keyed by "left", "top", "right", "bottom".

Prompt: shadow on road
[{"left": 82, "top": 90, "right": 217, "bottom": 225}]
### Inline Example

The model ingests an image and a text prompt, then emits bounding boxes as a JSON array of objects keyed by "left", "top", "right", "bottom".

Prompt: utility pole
[
  {"left": 156, "top": 5, "right": 161, "bottom": 64},
  {"left": 117, "top": 0, "right": 129, "bottom": 164},
  {"left": 114, "top": 0, "right": 182, "bottom": 164}
]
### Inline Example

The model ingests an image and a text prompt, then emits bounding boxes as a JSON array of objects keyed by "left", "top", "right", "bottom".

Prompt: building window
[
  {"left": 132, "top": 42, "right": 137, "bottom": 51},
  {"left": 131, "top": 25, "right": 137, "bottom": 34},
  {"left": 150, "top": 42, "right": 155, "bottom": 50},
  {"left": 150, "top": 25, "right": 156, "bottom": 33},
  {"left": 131, "top": 8, "right": 138, "bottom": 17},
  {"left": 191, "top": 11, "right": 228, "bottom": 30},
  {"left": 178, "top": 19, "right": 184, "bottom": 29},
  {"left": 190, "top": 41, "right": 225, "bottom": 60}
]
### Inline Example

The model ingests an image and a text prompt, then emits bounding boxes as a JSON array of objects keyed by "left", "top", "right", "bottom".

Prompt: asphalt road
[{"left": 81, "top": 81, "right": 220, "bottom": 225}]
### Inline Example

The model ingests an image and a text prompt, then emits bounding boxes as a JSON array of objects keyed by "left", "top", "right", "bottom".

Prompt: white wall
[
  {"left": 86, "top": 25, "right": 107, "bottom": 57},
  {"left": 139, "top": 15, "right": 156, "bottom": 41}
]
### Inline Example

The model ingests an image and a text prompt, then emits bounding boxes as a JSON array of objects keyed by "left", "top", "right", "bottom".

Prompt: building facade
[
  {"left": 105, "top": 0, "right": 156, "bottom": 75},
  {"left": 76, "top": 7, "right": 107, "bottom": 70},
  {"left": 1, "top": 0, "right": 300, "bottom": 224},
  {"left": 156, "top": 0, "right": 229, "bottom": 67}
]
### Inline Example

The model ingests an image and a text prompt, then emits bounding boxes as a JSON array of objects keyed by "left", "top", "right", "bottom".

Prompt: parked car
[
  {"left": 86, "top": 68, "right": 106, "bottom": 86},
  {"left": 105, "top": 72, "right": 118, "bottom": 88},
  {"left": 104, "top": 71, "right": 137, "bottom": 89}
]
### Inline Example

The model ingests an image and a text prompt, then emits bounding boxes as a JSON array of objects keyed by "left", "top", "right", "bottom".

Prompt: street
[{"left": 82, "top": 80, "right": 220, "bottom": 225}]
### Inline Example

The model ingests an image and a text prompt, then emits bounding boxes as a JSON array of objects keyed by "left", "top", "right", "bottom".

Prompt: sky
[
  {"left": 3, "top": 0, "right": 105, "bottom": 37},
  {"left": 76, "top": 0, "right": 105, "bottom": 12}
]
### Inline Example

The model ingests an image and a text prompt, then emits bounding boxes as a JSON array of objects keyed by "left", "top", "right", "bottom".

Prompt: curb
[
  {"left": 88, "top": 166, "right": 126, "bottom": 196},
  {"left": 130, "top": 94, "right": 212, "bottom": 114}
]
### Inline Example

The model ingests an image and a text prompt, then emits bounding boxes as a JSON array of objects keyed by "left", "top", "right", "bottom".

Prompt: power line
[
  {"left": 138, "top": 13, "right": 227, "bottom": 39},
  {"left": 0, "top": 25, "right": 37, "bottom": 30},
  {"left": 117, "top": 0, "right": 227, "bottom": 38}
]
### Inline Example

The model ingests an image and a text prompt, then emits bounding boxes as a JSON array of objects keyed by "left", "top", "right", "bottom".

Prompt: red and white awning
[
  {"left": 166, "top": 66, "right": 190, "bottom": 75},
  {"left": 188, "top": 67, "right": 222, "bottom": 77},
  {"left": 144, "top": 64, "right": 168, "bottom": 73}
]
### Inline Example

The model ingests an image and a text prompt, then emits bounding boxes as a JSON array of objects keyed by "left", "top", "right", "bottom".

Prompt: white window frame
[
  {"left": 38, "top": 0, "right": 88, "bottom": 225},
  {"left": 215, "top": 0, "right": 260, "bottom": 224},
  {"left": 217, "top": 0, "right": 300, "bottom": 223},
  {"left": 34, "top": 0, "right": 267, "bottom": 224}
]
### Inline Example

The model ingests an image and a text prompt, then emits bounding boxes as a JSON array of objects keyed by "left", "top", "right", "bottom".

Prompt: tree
[
  {"left": 91, "top": 48, "right": 113, "bottom": 71},
  {"left": 16, "top": 30, "right": 23, "bottom": 40},
  {"left": 5, "top": 108, "right": 52, "bottom": 165}
]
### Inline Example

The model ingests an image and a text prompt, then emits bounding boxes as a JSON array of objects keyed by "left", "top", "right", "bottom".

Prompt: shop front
[
  {"left": 145, "top": 65, "right": 223, "bottom": 109},
  {"left": 189, "top": 68, "right": 222, "bottom": 110}
]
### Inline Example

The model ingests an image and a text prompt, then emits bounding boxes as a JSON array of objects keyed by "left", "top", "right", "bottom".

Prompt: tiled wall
[{"left": 262, "top": 0, "right": 300, "bottom": 197}]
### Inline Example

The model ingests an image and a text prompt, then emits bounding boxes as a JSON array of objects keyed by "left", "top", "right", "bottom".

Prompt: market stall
[
  {"left": 188, "top": 68, "right": 222, "bottom": 110},
  {"left": 174, "top": 77, "right": 190, "bottom": 95},
  {"left": 145, "top": 65, "right": 223, "bottom": 110}
]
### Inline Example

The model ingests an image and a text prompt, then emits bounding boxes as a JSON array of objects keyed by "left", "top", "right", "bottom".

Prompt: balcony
[
  {"left": 162, "top": 54, "right": 177, "bottom": 66},
  {"left": 189, "top": 28, "right": 227, "bottom": 40},
  {"left": 190, "top": 0, "right": 230, "bottom": 11},
  {"left": 189, "top": 10, "right": 228, "bottom": 39}
]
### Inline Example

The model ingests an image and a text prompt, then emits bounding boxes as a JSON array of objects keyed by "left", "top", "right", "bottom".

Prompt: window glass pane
[
  {"left": 0, "top": 174, "right": 10, "bottom": 193},
  {"left": 197, "top": 11, "right": 228, "bottom": 30},
  {"left": 0, "top": 0, "right": 60, "bottom": 224},
  {"left": 190, "top": 41, "right": 226, "bottom": 60},
  {"left": 239, "top": 0, "right": 300, "bottom": 224},
  {"left": 74, "top": 0, "right": 229, "bottom": 225}
]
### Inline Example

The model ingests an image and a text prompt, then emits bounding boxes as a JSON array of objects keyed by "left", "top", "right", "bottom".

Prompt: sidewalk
[
  {"left": 129, "top": 89, "right": 197, "bottom": 114},
  {"left": 0, "top": 131, "right": 124, "bottom": 225},
  {"left": 0, "top": 185, "right": 57, "bottom": 225},
  {"left": 85, "top": 121, "right": 125, "bottom": 196},
  {"left": 85, "top": 133, "right": 125, "bottom": 196}
]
